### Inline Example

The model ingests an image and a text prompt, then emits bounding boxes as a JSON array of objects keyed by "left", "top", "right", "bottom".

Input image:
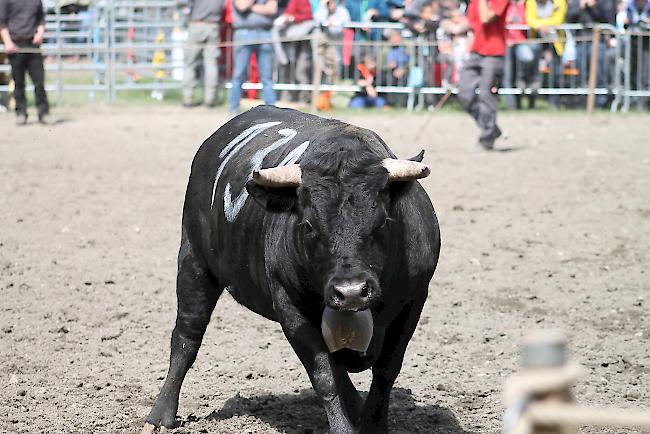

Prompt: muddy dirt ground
[{"left": 1, "top": 106, "right": 648, "bottom": 434}]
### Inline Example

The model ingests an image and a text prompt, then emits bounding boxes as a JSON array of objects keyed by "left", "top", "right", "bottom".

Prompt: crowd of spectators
[
  {"left": 1, "top": 0, "right": 649, "bottom": 115},
  {"left": 192, "top": 0, "right": 645, "bottom": 111}
]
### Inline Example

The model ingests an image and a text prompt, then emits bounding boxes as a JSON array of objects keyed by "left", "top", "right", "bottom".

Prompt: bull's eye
[
  {"left": 377, "top": 217, "right": 393, "bottom": 230},
  {"left": 301, "top": 219, "right": 315, "bottom": 235}
]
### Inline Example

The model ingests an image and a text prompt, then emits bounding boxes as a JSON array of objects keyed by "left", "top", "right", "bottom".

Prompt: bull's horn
[
  {"left": 382, "top": 158, "right": 430, "bottom": 181},
  {"left": 252, "top": 164, "right": 302, "bottom": 187}
]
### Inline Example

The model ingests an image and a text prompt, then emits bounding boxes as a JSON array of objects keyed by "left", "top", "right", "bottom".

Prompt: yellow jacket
[{"left": 525, "top": 0, "right": 567, "bottom": 55}]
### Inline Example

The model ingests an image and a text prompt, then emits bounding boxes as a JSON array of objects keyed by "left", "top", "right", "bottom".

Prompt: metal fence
[{"left": 1, "top": 1, "right": 648, "bottom": 112}]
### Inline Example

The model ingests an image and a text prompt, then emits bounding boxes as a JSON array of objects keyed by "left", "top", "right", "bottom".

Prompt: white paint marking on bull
[
  {"left": 223, "top": 137, "right": 311, "bottom": 222},
  {"left": 211, "top": 121, "right": 281, "bottom": 209},
  {"left": 211, "top": 120, "right": 312, "bottom": 222},
  {"left": 223, "top": 129, "right": 298, "bottom": 222},
  {"left": 279, "top": 140, "right": 310, "bottom": 166}
]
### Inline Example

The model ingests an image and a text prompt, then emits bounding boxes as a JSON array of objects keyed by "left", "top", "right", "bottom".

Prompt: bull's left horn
[
  {"left": 382, "top": 158, "right": 430, "bottom": 181},
  {"left": 252, "top": 164, "right": 302, "bottom": 187}
]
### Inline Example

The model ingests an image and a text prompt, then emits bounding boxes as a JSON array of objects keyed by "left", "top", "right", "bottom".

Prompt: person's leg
[
  {"left": 476, "top": 56, "right": 504, "bottom": 148},
  {"left": 373, "top": 95, "right": 386, "bottom": 108},
  {"left": 575, "top": 38, "right": 590, "bottom": 105},
  {"left": 257, "top": 33, "right": 277, "bottom": 106},
  {"left": 26, "top": 51, "right": 50, "bottom": 118},
  {"left": 0, "top": 53, "right": 8, "bottom": 109},
  {"left": 528, "top": 43, "right": 542, "bottom": 92},
  {"left": 504, "top": 46, "right": 516, "bottom": 109},
  {"left": 457, "top": 52, "right": 482, "bottom": 124},
  {"left": 548, "top": 52, "right": 562, "bottom": 108},
  {"left": 595, "top": 40, "right": 608, "bottom": 108},
  {"left": 517, "top": 44, "right": 536, "bottom": 109},
  {"left": 349, "top": 95, "right": 366, "bottom": 109},
  {"left": 182, "top": 24, "right": 204, "bottom": 105},
  {"left": 9, "top": 52, "right": 28, "bottom": 117},
  {"left": 295, "top": 40, "right": 311, "bottom": 103},
  {"left": 283, "top": 41, "right": 298, "bottom": 101},
  {"left": 228, "top": 30, "right": 252, "bottom": 112},
  {"left": 271, "top": 25, "right": 289, "bottom": 65},
  {"left": 202, "top": 25, "right": 220, "bottom": 106}
]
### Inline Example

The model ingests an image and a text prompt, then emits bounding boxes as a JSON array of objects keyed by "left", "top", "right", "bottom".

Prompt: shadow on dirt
[{"left": 203, "top": 387, "right": 475, "bottom": 434}]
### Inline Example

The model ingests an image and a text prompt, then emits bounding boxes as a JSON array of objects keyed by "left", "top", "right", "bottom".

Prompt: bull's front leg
[
  {"left": 359, "top": 294, "right": 426, "bottom": 434},
  {"left": 272, "top": 286, "right": 360, "bottom": 434}
]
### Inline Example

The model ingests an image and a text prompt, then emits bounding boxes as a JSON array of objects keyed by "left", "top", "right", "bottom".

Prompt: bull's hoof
[
  {"left": 325, "top": 429, "right": 359, "bottom": 434},
  {"left": 143, "top": 401, "right": 178, "bottom": 433},
  {"left": 141, "top": 422, "right": 171, "bottom": 433}
]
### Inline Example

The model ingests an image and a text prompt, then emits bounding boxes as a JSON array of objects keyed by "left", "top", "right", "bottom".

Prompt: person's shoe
[
  {"left": 467, "top": 140, "right": 494, "bottom": 152},
  {"left": 479, "top": 139, "right": 495, "bottom": 150},
  {"left": 38, "top": 113, "right": 53, "bottom": 125},
  {"left": 182, "top": 101, "right": 200, "bottom": 108},
  {"left": 16, "top": 113, "right": 28, "bottom": 126}
]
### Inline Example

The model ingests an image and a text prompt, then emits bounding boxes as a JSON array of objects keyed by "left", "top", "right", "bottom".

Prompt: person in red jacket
[{"left": 457, "top": 0, "right": 509, "bottom": 150}]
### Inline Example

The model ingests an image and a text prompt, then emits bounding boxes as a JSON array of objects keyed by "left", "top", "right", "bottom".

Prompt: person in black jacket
[
  {"left": 0, "top": 0, "right": 50, "bottom": 125},
  {"left": 566, "top": 0, "right": 615, "bottom": 108}
]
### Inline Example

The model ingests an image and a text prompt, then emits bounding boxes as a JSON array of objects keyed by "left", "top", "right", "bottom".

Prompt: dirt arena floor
[{"left": 1, "top": 106, "right": 648, "bottom": 434}]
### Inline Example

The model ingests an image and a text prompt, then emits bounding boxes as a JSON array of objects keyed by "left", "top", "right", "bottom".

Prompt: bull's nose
[{"left": 331, "top": 281, "right": 369, "bottom": 311}]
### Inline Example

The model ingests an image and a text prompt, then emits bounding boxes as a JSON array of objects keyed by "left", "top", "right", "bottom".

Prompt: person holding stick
[
  {"left": 0, "top": 0, "right": 50, "bottom": 125},
  {"left": 458, "top": 0, "right": 509, "bottom": 150}
]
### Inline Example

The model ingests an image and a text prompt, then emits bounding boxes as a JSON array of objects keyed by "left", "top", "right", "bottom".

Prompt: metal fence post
[{"left": 109, "top": 0, "right": 116, "bottom": 103}]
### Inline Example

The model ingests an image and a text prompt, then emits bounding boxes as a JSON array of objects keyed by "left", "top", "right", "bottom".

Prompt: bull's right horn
[
  {"left": 382, "top": 158, "right": 430, "bottom": 181},
  {"left": 252, "top": 164, "right": 302, "bottom": 188}
]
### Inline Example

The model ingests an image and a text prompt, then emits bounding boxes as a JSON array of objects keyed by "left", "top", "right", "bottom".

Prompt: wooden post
[
  {"left": 504, "top": 331, "right": 579, "bottom": 434},
  {"left": 586, "top": 27, "right": 601, "bottom": 114},
  {"left": 504, "top": 331, "right": 650, "bottom": 434}
]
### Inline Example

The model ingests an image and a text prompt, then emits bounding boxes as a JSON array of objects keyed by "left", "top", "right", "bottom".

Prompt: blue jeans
[
  {"left": 349, "top": 95, "right": 386, "bottom": 109},
  {"left": 229, "top": 28, "right": 276, "bottom": 112}
]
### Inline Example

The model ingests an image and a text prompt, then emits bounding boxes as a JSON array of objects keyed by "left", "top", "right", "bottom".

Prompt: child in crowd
[
  {"left": 350, "top": 53, "right": 387, "bottom": 108},
  {"left": 385, "top": 29, "right": 410, "bottom": 84},
  {"left": 314, "top": 0, "right": 351, "bottom": 85},
  {"left": 504, "top": 0, "right": 537, "bottom": 108},
  {"left": 438, "top": 0, "right": 470, "bottom": 85},
  {"left": 526, "top": 0, "right": 567, "bottom": 107},
  {"left": 384, "top": 29, "right": 410, "bottom": 106},
  {"left": 313, "top": 0, "right": 351, "bottom": 109}
]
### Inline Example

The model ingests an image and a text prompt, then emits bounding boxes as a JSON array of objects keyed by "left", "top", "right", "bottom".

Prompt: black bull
[{"left": 142, "top": 106, "right": 441, "bottom": 434}]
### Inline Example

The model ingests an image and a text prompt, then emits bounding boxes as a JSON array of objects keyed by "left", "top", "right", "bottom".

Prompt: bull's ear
[{"left": 245, "top": 180, "right": 297, "bottom": 212}]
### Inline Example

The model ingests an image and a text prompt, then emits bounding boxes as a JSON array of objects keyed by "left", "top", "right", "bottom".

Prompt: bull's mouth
[{"left": 321, "top": 307, "right": 373, "bottom": 353}]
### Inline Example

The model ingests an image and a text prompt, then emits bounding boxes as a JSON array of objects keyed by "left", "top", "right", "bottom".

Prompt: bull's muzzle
[{"left": 331, "top": 281, "right": 369, "bottom": 311}]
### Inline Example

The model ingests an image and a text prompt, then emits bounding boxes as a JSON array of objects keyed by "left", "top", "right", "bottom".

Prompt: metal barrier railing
[{"left": 0, "top": 4, "right": 648, "bottom": 112}]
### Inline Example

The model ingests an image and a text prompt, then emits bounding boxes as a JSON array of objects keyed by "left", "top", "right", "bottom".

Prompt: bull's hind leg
[{"left": 142, "top": 236, "right": 223, "bottom": 433}]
